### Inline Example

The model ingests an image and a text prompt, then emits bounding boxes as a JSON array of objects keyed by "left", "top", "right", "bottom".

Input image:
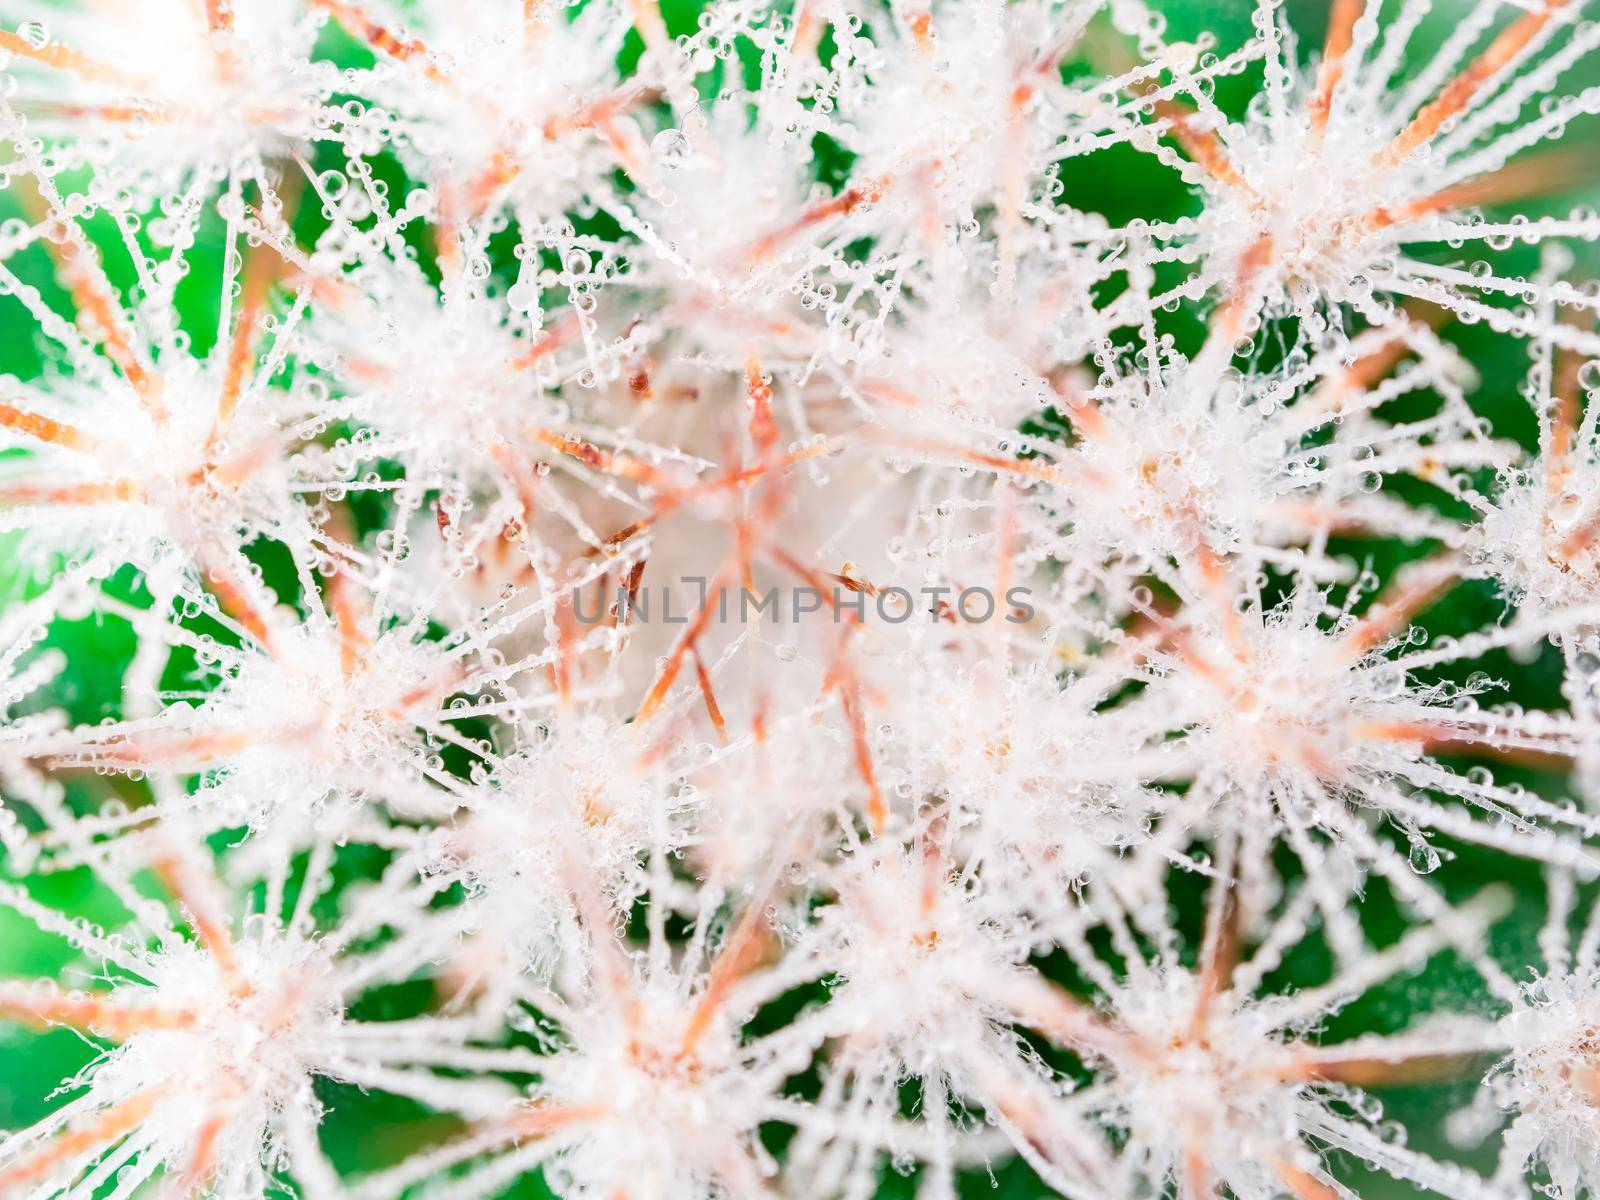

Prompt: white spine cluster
[{"left": 3, "top": 0, "right": 1600, "bottom": 1197}]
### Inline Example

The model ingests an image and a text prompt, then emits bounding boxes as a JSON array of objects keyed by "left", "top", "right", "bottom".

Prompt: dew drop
[{"left": 650, "top": 128, "right": 692, "bottom": 170}]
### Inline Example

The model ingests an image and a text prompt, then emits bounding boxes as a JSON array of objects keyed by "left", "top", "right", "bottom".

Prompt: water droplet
[
  {"left": 651, "top": 127, "right": 692, "bottom": 170},
  {"left": 1552, "top": 490, "right": 1584, "bottom": 528},
  {"left": 318, "top": 169, "right": 349, "bottom": 201},
  {"left": 16, "top": 21, "right": 48, "bottom": 50}
]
